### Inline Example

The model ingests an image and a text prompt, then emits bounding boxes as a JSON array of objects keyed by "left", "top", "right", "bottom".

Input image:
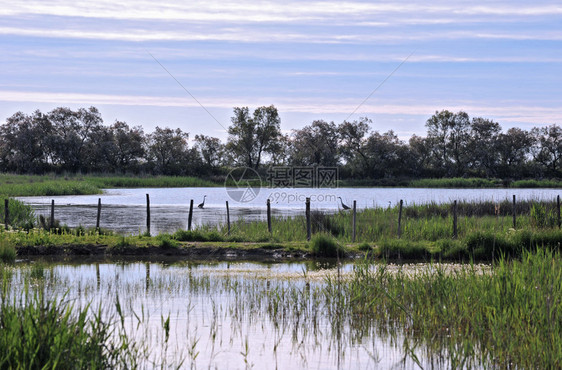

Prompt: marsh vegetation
[{"left": 1, "top": 250, "right": 560, "bottom": 368}]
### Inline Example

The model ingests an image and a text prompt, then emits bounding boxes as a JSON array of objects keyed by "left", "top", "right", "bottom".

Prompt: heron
[
  {"left": 338, "top": 197, "right": 351, "bottom": 210},
  {"left": 198, "top": 195, "right": 207, "bottom": 209}
]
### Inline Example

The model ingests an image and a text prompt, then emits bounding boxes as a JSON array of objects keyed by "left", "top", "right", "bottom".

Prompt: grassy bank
[
  {"left": 341, "top": 177, "right": 562, "bottom": 188},
  {"left": 2, "top": 198, "right": 562, "bottom": 260},
  {"left": 0, "top": 174, "right": 217, "bottom": 197}
]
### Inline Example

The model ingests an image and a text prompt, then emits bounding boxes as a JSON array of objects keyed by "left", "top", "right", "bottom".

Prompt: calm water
[
  {"left": 6, "top": 259, "right": 485, "bottom": 369},
  {"left": 18, "top": 187, "right": 562, "bottom": 234}
]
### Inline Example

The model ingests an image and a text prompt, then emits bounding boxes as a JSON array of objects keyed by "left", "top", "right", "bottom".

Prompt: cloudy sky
[{"left": 1, "top": 0, "right": 561, "bottom": 140}]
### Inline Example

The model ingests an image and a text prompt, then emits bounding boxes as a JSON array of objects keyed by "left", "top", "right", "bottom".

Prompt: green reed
[
  {"left": 0, "top": 291, "right": 145, "bottom": 369},
  {"left": 345, "top": 249, "right": 562, "bottom": 368},
  {"left": 0, "top": 240, "right": 16, "bottom": 264}
]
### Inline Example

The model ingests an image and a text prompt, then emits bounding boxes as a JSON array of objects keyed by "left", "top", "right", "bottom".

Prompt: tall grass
[
  {"left": 0, "top": 240, "right": 16, "bottom": 264},
  {"left": 85, "top": 175, "right": 216, "bottom": 189},
  {"left": 0, "top": 198, "right": 36, "bottom": 229},
  {"left": 409, "top": 177, "right": 502, "bottom": 188},
  {"left": 511, "top": 179, "right": 562, "bottom": 188},
  {"left": 345, "top": 249, "right": 562, "bottom": 368},
  {"left": 0, "top": 292, "right": 143, "bottom": 368}
]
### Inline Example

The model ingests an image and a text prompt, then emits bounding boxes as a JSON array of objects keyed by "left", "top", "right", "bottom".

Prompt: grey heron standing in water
[{"left": 198, "top": 195, "right": 207, "bottom": 209}]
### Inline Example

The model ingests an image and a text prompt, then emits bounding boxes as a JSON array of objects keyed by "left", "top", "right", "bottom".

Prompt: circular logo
[{"left": 225, "top": 167, "right": 262, "bottom": 203}]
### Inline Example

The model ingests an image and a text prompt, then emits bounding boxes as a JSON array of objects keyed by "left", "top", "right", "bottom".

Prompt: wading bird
[
  {"left": 338, "top": 197, "right": 351, "bottom": 210},
  {"left": 198, "top": 195, "right": 207, "bottom": 209}
]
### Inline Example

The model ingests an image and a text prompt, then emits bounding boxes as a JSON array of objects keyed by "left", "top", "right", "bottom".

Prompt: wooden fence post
[
  {"left": 453, "top": 200, "right": 458, "bottom": 239},
  {"left": 352, "top": 200, "right": 357, "bottom": 243},
  {"left": 558, "top": 195, "right": 561, "bottom": 229},
  {"left": 146, "top": 194, "right": 150, "bottom": 235},
  {"left": 306, "top": 197, "right": 311, "bottom": 241},
  {"left": 556, "top": 195, "right": 560, "bottom": 228},
  {"left": 397, "top": 199, "right": 403, "bottom": 238},
  {"left": 4, "top": 199, "right": 8, "bottom": 229},
  {"left": 512, "top": 194, "right": 516, "bottom": 229},
  {"left": 226, "top": 201, "right": 230, "bottom": 235},
  {"left": 96, "top": 198, "right": 101, "bottom": 230},
  {"left": 188, "top": 199, "right": 194, "bottom": 231},
  {"left": 267, "top": 199, "right": 272, "bottom": 234},
  {"left": 50, "top": 200, "right": 55, "bottom": 230}
]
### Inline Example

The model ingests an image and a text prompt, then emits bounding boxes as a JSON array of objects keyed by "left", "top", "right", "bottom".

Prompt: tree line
[{"left": 1, "top": 105, "right": 561, "bottom": 181}]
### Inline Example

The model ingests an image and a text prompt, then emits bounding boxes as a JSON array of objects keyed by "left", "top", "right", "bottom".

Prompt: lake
[
  {"left": 18, "top": 187, "right": 562, "bottom": 234},
  {"left": 4, "top": 258, "right": 490, "bottom": 369}
]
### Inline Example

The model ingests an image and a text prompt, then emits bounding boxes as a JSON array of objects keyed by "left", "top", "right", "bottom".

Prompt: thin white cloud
[
  {"left": 1, "top": 25, "right": 561, "bottom": 44},
  {"left": 1, "top": 1, "right": 560, "bottom": 22},
  {"left": 0, "top": 90, "right": 559, "bottom": 125}
]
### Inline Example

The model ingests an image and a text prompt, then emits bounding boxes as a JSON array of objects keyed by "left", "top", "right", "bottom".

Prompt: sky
[{"left": 1, "top": 0, "right": 561, "bottom": 141}]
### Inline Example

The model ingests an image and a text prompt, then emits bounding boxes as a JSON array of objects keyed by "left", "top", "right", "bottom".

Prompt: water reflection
[{"left": 6, "top": 259, "right": 475, "bottom": 369}]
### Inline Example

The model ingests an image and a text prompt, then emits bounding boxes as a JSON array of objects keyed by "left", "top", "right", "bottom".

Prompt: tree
[
  {"left": 0, "top": 110, "right": 52, "bottom": 173},
  {"left": 467, "top": 117, "right": 501, "bottom": 177},
  {"left": 531, "top": 124, "right": 562, "bottom": 177},
  {"left": 338, "top": 118, "right": 371, "bottom": 176},
  {"left": 289, "top": 120, "right": 339, "bottom": 167},
  {"left": 425, "top": 110, "right": 471, "bottom": 176},
  {"left": 408, "top": 134, "right": 433, "bottom": 177},
  {"left": 82, "top": 124, "right": 114, "bottom": 172},
  {"left": 226, "top": 105, "right": 282, "bottom": 169},
  {"left": 194, "top": 134, "right": 224, "bottom": 169},
  {"left": 496, "top": 127, "right": 533, "bottom": 179},
  {"left": 148, "top": 127, "right": 190, "bottom": 175},
  {"left": 362, "top": 130, "right": 408, "bottom": 178},
  {"left": 110, "top": 121, "right": 146, "bottom": 173},
  {"left": 47, "top": 106, "right": 104, "bottom": 172}
]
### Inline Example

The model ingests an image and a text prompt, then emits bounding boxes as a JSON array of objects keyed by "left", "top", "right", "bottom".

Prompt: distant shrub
[{"left": 310, "top": 233, "right": 345, "bottom": 257}]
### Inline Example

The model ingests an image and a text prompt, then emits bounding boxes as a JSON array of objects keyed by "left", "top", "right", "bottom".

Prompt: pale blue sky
[{"left": 1, "top": 1, "right": 561, "bottom": 141}]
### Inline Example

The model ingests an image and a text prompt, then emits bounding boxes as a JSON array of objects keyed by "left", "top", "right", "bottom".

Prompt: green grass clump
[
  {"left": 172, "top": 229, "right": 225, "bottom": 242},
  {"left": 357, "top": 242, "right": 372, "bottom": 251},
  {"left": 310, "top": 233, "right": 345, "bottom": 257},
  {"left": 156, "top": 234, "right": 179, "bottom": 249},
  {"left": 379, "top": 239, "right": 434, "bottom": 259},
  {"left": 511, "top": 179, "right": 562, "bottom": 188},
  {"left": 409, "top": 177, "right": 501, "bottom": 188},
  {"left": 0, "top": 293, "right": 141, "bottom": 368},
  {"left": 0, "top": 240, "right": 16, "bottom": 264}
]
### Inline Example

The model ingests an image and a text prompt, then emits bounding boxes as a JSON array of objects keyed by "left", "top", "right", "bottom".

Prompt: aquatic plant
[
  {"left": 0, "top": 293, "right": 143, "bottom": 368},
  {"left": 0, "top": 240, "right": 16, "bottom": 264}
]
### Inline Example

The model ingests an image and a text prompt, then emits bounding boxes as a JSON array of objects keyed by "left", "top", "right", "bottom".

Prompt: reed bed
[
  {"left": 3, "top": 250, "right": 560, "bottom": 368},
  {"left": 345, "top": 249, "right": 562, "bottom": 368},
  {"left": 0, "top": 291, "right": 145, "bottom": 368}
]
